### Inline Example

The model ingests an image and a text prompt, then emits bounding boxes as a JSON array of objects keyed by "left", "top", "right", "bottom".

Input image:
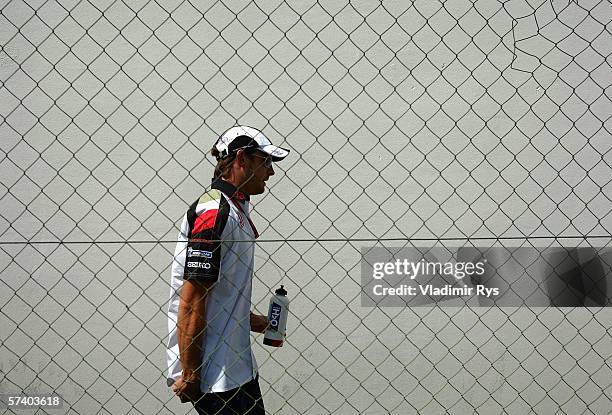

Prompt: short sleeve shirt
[{"left": 166, "top": 179, "right": 259, "bottom": 393}]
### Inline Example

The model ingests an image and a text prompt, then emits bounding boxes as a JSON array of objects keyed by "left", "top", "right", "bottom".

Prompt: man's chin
[
  {"left": 248, "top": 184, "right": 266, "bottom": 195},
  {"left": 254, "top": 186, "right": 266, "bottom": 195}
]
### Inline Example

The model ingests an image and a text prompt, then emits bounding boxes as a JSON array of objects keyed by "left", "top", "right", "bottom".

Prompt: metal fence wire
[{"left": 1, "top": 0, "right": 611, "bottom": 413}]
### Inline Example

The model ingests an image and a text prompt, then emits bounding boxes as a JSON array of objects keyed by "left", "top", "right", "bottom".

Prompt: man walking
[{"left": 166, "top": 126, "right": 290, "bottom": 414}]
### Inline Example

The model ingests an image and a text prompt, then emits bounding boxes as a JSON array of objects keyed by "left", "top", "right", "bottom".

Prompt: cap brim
[{"left": 260, "top": 145, "right": 290, "bottom": 161}]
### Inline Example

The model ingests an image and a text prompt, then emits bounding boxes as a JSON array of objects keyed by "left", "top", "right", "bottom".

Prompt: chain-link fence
[{"left": 1, "top": 0, "right": 611, "bottom": 413}]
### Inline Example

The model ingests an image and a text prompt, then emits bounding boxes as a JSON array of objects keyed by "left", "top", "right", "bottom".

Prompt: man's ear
[{"left": 236, "top": 149, "right": 248, "bottom": 167}]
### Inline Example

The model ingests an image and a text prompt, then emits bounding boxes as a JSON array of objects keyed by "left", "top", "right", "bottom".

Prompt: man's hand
[
  {"left": 250, "top": 312, "right": 268, "bottom": 333},
  {"left": 171, "top": 376, "right": 203, "bottom": 403}
]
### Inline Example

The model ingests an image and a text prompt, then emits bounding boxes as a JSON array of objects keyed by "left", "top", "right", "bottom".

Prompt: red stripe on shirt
[{"left": 192, "top": 209, "right": 219, "bottom": 235}]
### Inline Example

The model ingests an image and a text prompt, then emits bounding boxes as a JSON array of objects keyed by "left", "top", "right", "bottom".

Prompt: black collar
[{"left": 211, "top": 178, "right": 250, "bottom": 202}]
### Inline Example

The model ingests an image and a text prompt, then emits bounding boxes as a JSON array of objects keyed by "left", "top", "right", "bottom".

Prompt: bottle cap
[{"left": 275, "top": 285, "right": 287, "bottom": 296}]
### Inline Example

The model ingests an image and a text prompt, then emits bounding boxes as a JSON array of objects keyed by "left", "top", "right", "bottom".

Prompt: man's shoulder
[
  {"left": 187, "top": 189, "right": 231, "bottom": 235},
  {"left": 196, "top": 189, "right": 223, "bottom": 206},
  {"left": 190, "top": 189, "right": 230, "bottom": 213}
]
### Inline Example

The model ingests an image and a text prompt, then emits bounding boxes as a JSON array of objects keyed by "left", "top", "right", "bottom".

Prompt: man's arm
[{"left": 173, "top": 279, "right": 214, "bottom": 402}]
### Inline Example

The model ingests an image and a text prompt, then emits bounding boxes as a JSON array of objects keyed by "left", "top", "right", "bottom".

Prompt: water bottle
[{"left": 263, "top": 285, "right": 289, "bottom": 347}]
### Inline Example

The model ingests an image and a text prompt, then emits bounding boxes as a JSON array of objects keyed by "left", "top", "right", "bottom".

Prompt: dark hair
[{"left": 211, "top": 147, "right": 235, "bottom": 179}]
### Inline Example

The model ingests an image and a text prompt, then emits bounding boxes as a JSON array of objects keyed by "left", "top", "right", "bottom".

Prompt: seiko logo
[
  {"left": 187, "top": 247, "right": 212, "bottom": 258},
  {"left": 187, "top": 262, "right": 211, "bottom": 269}
]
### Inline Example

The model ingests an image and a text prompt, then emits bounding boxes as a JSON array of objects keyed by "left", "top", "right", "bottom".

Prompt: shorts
[{"left": 194, "top": 376, "right": 265, "bottom": 415}]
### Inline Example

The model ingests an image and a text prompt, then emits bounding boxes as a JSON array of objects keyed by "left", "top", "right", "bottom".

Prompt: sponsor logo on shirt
[
  {"left": 187, "top": 261, "right": 211, "bottom": 269},
  {"left": 187, "top": 247, "right": 213, "bottom": 258}
]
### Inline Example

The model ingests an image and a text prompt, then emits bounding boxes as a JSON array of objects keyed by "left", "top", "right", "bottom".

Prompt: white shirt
[{"left": 166, "top": 179, "right": 258, "bottom": 393}]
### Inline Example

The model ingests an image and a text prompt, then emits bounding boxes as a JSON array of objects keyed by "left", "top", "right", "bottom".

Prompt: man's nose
[{"left": 267, "top": 164, "right": 275, "bottom": 176}]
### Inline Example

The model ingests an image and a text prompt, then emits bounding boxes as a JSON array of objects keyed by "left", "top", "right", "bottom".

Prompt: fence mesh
[{"left": 1, "top": 0, "right": 612, "bottom": 413}]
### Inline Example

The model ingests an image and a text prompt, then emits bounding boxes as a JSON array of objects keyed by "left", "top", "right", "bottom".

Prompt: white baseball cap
[{"left": 214, "top": 126, "right": 290, "bottom": 161}]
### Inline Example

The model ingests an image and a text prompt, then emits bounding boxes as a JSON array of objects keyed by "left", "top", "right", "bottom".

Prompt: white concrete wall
[{"left": 1, "top": 0, "right": 611, "bottom": 413}]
